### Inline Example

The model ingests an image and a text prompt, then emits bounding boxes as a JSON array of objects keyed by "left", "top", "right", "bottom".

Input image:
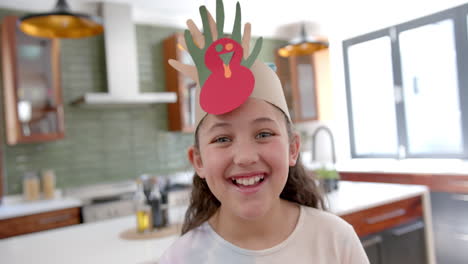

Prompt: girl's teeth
[{"left": 234, "top": 175, "right": 264, "bottom": 186}]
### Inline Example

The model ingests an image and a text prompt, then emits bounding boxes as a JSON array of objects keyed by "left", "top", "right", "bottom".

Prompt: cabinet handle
[
  {"left": 365, "top": 209, "right": 406, "bottom": 224},
  {"left": 38, "top": 213, "right": 72, "bottom": 225},
  {"left": 361, "top": 235, "right": 383, "bottom": 248},
  {"left": 391, "top": 221, "right": 424, "bottom": 236},
  {"left": 451, "top": 194, "right": 468, "bottom": 202}
]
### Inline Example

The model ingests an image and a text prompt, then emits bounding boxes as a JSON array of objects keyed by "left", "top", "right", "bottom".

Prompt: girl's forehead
[{"left": 201, "top": 98, "right": 284, "bottom": 127}]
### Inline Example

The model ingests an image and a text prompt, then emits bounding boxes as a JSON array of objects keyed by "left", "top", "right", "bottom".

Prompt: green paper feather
[
  {"left": 199, "top": 6, "right": 213, "bottom": 45},
  {"left": 232, "top": 2, "right": 242, "bottom": 43},
  {"left": 184, "top": 29, "right": 210, "bottom": 86},
  {"left": 216, "top": 0, "right": 225, "bottom": 38},
  {"left": 242, "top": 37, "right": 263, "bottom": 68}
]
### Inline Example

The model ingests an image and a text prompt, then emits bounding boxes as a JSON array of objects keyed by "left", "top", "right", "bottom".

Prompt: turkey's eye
[
  {"left": 216, "top": 44, "right": 223, "bottom": 52},
  {"left": 225, "top": 43, "right": 233, "bottom": 51}
]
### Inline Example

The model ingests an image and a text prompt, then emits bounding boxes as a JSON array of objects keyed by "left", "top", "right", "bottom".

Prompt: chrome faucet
[{"left": 311, "top": 125, "right": 336, "bottom": 164}]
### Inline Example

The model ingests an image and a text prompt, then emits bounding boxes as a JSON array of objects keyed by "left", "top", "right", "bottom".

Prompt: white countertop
[
  {"left": 328, "top": 181, "right": 427, "bottom": 216},
  {"left": 0, "top": 192, "right": 82, "bottom": 220},
  {"left": 0, "top": 216, "right": 176, "bottom": 264},
  {"left": 0, "top": 181, "right": 429, "bottom": 264}
]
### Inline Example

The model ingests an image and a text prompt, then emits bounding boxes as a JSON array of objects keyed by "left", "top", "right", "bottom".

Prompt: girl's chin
[{"left": 234, "top": 201, "right": 273, "bottom": 220}]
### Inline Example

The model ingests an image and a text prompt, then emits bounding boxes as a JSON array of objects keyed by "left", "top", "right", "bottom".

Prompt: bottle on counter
[
  {"left": 133, "top": 179, "right": 151, "bottom": 233},
  {"left": 41, "top": 169, "right": 56, "bottom": 199},
  {"left": 148, "top": 177, "right": 168, "bottom": 229},
  {"left": 23, "top": 171, "right": 40, "bottom": 201}
]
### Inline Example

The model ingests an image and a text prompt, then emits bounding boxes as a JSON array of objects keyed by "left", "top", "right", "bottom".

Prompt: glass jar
[{"left": 23, "top": 171, "right": 40, "bottom": 201}]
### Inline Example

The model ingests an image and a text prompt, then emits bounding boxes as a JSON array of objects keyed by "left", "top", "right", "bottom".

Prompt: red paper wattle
[{"left": 200, "top": 38, "right": 254, "bottom": 115}]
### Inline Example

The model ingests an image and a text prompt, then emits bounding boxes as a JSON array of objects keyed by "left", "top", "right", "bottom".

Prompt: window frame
[{"left": 343, "top": 3, "right": 468, "bottom": 159}]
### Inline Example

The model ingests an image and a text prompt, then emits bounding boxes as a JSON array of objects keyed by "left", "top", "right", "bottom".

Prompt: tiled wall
[{"left": 0, "top": 8, "right": 287, "bottom": 195}]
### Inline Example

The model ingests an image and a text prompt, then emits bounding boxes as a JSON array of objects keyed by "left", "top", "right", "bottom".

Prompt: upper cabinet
[
  {"left": 275, "top": 48, "right": 333, "bottom": 123},
  {"left": 163, "top": 33, "right": 197, "bottom": 132},
  {"left": 1, "top": 16, "right": 65, "bottom": 145}
]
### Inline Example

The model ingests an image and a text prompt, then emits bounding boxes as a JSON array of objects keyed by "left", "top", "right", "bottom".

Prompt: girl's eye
[
  {"left": 213, "top": 136, "right": 231, "bottom": 143},
  {"left": 256, "top": 131, "right": 273, "bottom": 139}
]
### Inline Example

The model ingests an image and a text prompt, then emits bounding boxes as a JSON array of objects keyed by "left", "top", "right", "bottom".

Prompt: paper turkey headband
[{"left": 168, "top": 0, "right": 290, "bottom": 128}]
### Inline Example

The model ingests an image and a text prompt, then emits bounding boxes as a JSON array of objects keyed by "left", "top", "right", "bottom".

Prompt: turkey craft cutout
[
  {"left": 201, "top": 38, "right": 254, "bottom": 114},
  {"left": 174, "top": 0, "right": 263, "bottom": 116}
]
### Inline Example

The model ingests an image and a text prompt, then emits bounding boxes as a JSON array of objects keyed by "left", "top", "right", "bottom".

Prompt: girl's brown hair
[{"left": 181, "top": 110, "right": 325, "bottom": 235}]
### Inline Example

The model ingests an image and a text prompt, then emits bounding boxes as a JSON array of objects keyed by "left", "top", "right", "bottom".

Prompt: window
[
  {"left": 343, "top": 3, "right": 468, "bottom": 159},
  {"left": 347, "top": 36, "right": 398, "bottom": 156}
]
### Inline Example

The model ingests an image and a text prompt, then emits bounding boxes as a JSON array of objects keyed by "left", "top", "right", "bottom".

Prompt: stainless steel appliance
[
  {"left": 65, "top": 172, "right": 193, "bottom": 224},
  {"left": 65, "top": 181, "right": 137, "bottom": 223}
]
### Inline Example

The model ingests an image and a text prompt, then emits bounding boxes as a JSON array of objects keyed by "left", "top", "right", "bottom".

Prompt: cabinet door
[
  {"left": 275, "top": 49, "right": 332, "bottom": 123},
  {"left": 431, "top": 191, "right": 468, "bottom": 264},
  {"left": 362, "top": 235, "right": 385, "bottom": 264},
  {"left": 0, "top": 207, "right": 81, "bottom": 238},
  {"left": 433, "top": 229, "right": 468, "bottom": 264},
  {"left": 382, "top": 220, "right": 426, "bottom": 264},
  {"left": 431, "top": 191, "right": 468, "bottom": 230},
  {"left": 163, "top": 33, "right": 197, "bottom": 132},
  {"left": 1, "top": 16, "right": 64, "bottom": 145}
]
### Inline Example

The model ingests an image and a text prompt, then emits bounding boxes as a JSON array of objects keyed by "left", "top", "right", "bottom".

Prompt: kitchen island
[{"left": 0, "top": 181, "right": 435, "bottom": 264}]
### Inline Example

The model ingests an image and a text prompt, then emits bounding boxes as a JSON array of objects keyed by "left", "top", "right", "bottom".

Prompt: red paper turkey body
[{"left": 200, "top": 38, "right": 255, "bottom": 115}]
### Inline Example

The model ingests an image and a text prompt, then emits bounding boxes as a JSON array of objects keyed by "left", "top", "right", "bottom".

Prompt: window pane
[
  {"left": 399, "top": 19, "right": 462, "bottom": 155},
  {"left": 348, "top": 37, "right": 398, "bottom": 156}
]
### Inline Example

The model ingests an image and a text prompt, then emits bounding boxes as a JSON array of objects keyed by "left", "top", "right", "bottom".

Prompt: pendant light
[
  {"left": 278, "top": 23, "right": 328, "bottom": 58},
  {"left": 19, "top": 0, "right": 104, "bottom": 39}
]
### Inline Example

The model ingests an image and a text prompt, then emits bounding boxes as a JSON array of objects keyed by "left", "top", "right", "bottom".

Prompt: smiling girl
[{"left": 159, "top": 1, "right": 369, "bottom": 263}]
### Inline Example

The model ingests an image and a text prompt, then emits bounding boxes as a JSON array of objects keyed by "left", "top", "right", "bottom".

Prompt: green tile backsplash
[{"left": 0, "top": 8, "right": 287, "bottom": 195}]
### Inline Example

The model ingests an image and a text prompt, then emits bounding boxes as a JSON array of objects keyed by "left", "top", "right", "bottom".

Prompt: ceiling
[
  {"left": 0, "top": 0, "right": 333, "bottom": 39},
  {"left": 0, "top": 0, "right": 466, "bottom": 39}
]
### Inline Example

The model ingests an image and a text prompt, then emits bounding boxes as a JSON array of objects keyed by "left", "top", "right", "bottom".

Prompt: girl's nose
[{"left": 233, "top": 140, "right": 259, "bottom": 166}]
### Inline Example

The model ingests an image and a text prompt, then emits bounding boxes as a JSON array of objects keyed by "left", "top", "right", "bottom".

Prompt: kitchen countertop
[
  {"left": 301, "top": 151, "right": 468, "bottom": 175},
  {"left": 0, "top": 181, "right": 429, "bottom": 264},
  {"left": 328, "top": 181, "right": 427, "bottom": 215},
  {"left": 0, "top": 192, "right": 82, "bottom": 220}
]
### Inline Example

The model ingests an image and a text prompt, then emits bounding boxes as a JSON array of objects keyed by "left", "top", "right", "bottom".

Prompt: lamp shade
[
  {"left": 19, "top": 0, "right": 103, "bottom": 39},
  {"left": 278, "top": 23, "right": 328, "bottom": 57}
]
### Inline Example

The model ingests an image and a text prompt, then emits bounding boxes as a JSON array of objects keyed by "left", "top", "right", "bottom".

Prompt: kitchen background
[
  {"left": 1, "top": 0, "right": 465, "bottom": 196},
  {"left": 0, "top": 7, "right": 287, "bottom": 195},
  {"left": 1, "top": 1, "right": 468, "bottom": 264}
]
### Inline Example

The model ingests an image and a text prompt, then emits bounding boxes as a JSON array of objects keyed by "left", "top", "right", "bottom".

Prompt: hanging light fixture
[
  {"left": 19, "top": 0, "right": 104, "bottom": 39},
  {"left": 278, "top": 23, "right": 328, "bottom": 58}
]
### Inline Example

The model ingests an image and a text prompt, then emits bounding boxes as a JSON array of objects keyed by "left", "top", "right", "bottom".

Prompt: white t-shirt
[{"left": 159, "top": 205, "right": 370, "bottom": 264}]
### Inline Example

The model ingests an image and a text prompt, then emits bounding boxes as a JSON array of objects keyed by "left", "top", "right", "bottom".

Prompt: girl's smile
[{"left": 228, "top": 172, "right": 267, "bottom": 194}]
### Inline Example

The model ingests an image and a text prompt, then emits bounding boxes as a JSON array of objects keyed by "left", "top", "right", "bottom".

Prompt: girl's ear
[
  {"left": 187, "top": 145, "right": 205, "bottom": 178},
  {"left": 289, "top": 132, "right": 301, "bottom": 166}
]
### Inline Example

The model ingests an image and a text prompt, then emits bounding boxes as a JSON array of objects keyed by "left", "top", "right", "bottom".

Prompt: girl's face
[{"left": 188, "top": 98, "right": 300, "bottom": 220}]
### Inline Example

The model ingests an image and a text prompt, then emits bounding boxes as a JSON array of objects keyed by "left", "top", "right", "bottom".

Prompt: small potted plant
[{"left": 314, "top": 166, "right": 340, "bottom": 193}]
